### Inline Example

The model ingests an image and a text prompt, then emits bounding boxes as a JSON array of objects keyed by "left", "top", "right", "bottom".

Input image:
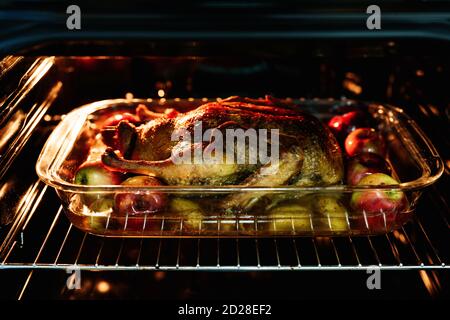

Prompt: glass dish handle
[{"left": 404, "top": 117, "right": 444, "bottom": 183}]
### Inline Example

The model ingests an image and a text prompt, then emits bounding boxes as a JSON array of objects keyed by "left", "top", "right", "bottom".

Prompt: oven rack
[{"left": 0, "top": 180, "right": 448, "bottom": 272}]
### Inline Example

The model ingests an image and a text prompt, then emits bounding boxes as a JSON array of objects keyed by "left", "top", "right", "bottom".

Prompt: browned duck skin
[
  {"left": 220, "top": 147, "right": 304, "bottom": 212},
  {"left": 102, "top": 147, "right": 244, "bottom": 185},
  {"left": 136, "top": 104, "right": 179, "bottom": 121},
  {"left": 101, "top": 97, "right": 343, "bottom": 190}
]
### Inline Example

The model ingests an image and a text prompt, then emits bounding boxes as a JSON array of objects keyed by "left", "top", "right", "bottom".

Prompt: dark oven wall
[{"left": 44, "top": 39, "right": 448, "bottom": 110}]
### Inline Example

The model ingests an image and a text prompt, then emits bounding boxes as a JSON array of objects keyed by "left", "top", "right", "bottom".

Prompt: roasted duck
[{"left": 101, "top": 96, "right": 343, "bottom": 210}]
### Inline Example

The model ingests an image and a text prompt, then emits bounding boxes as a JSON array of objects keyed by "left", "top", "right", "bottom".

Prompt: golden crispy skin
[{"left": 102, "top": 97, "right": 343, "bottom": 187}]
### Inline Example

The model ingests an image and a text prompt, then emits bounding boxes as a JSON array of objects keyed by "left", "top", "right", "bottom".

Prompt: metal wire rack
[
  {"left": 0, "top": 63, "right": 446, "bottom": 273},
  {"left": 0, "top": 179, "right": 448, "bottom": 272}
]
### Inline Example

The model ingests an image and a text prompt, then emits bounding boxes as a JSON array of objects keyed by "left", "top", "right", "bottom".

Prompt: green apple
[
  {"left": 267, "top": 202, "right": 312, "bottom": 233},
  {"left": 169, "top": 198, "right": 203, "bottom": 231},
  {"left": 74, "top": 160, "right": 123, "bottom": 204},
  {"left": 313, "top": 196, "right": 349, "bottom": 232},
  {"left": 89, "top": 198, "right": 115, "bottom": 212},
  {"left": 74, "top": 161, "right": 123, "bottom": 185}
]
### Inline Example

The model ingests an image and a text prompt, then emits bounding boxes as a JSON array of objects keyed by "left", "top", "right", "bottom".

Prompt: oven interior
[{"left": 0, "top": 39, "right": 449, "bottom": 299}]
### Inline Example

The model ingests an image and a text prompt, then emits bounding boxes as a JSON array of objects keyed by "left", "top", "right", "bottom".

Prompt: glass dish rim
[{"left": 36, "top": 97, "right": 444, "bottom": 193}]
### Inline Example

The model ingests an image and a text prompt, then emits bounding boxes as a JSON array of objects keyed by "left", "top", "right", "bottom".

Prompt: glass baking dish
[{"left": 36, "top": 98, "right": 443, "bottom": 237}]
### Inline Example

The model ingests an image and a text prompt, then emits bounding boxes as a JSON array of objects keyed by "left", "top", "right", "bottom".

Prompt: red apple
[
  {"left": 352, "top": 211, "right": 396, "bottom": 232},
  {"left": 346, "top": 152, "right": 391, "bottom": 185},
  {"left": 345, "top": 128, "right": 385, "bottom": 157},
  {"left": 350, "top": 173, "right": 406, "bottom": 231},
  {"left": 114, "top": 176, "right": 168, "bottom": 217},
  {"left": 328, "top": 111, "right": 368, "bottom": 141}
]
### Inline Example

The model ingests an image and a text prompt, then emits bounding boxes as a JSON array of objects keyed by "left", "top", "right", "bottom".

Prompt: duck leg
[{"left": 101, "top": 147, "right": 242, "bottom": 185}]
